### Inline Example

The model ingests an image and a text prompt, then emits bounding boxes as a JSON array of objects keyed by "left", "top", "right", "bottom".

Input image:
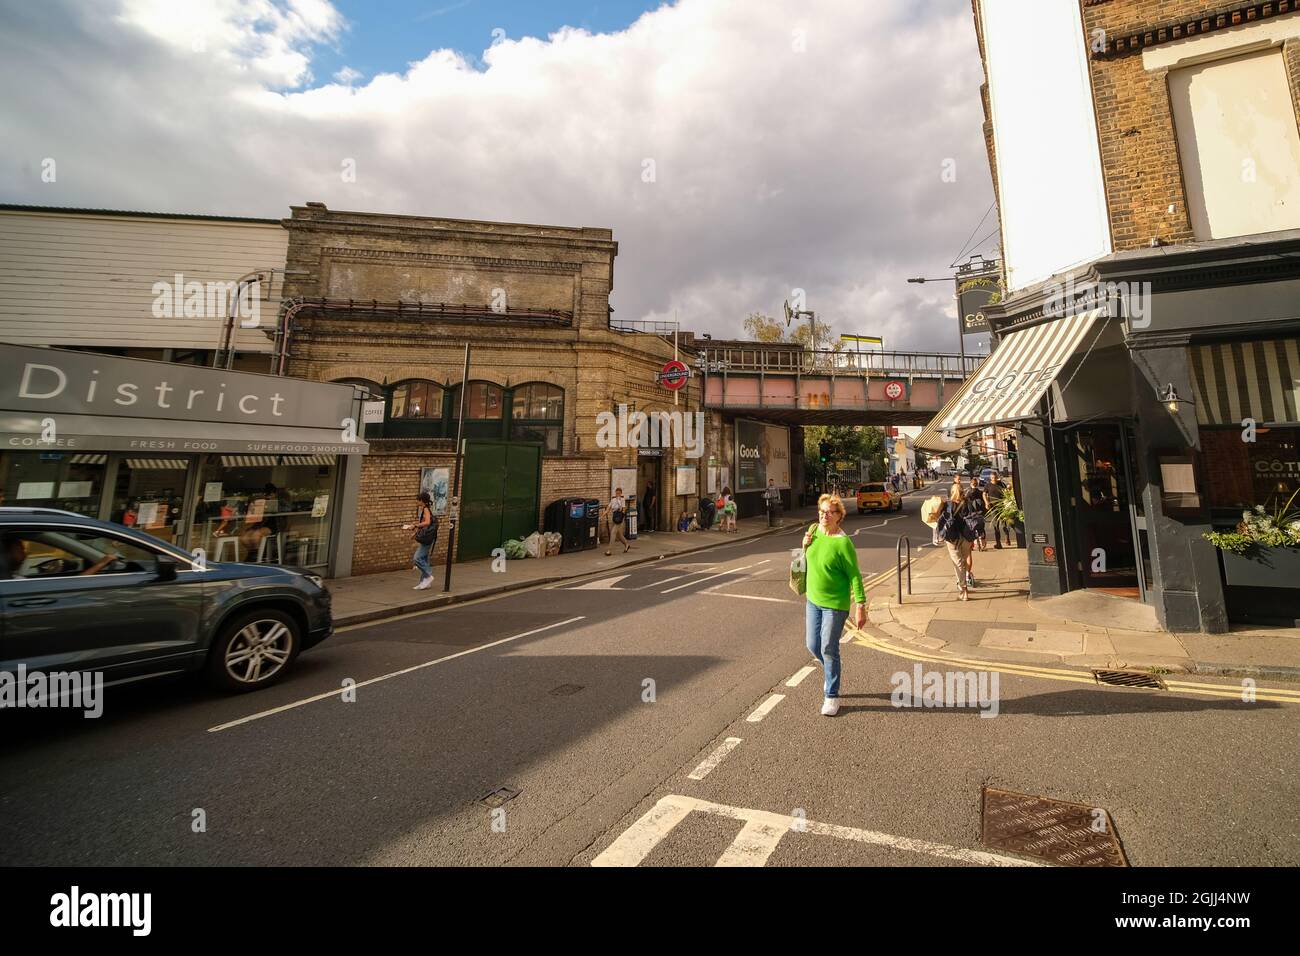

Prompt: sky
[{"left": 0, "top": 0, "right": 998, "bottom": 353}]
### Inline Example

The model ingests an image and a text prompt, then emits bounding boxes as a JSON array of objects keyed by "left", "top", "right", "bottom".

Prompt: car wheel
[{"left": 207, "top": 608, "right": 301, "bottom": 693}]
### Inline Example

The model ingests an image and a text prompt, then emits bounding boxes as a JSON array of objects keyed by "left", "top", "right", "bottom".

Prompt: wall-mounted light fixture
[{"left": 1159, "top": 383, "right": 1189, "bottom": 413}]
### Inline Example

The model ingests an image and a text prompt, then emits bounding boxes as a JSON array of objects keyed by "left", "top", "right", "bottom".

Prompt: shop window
[
  {"left": 110, "top": 457, "right": 190, "bottom": 545},
  {"left": 190, "top": 455, "right": 338, "bottom": 568},
  {"left": 0, "top": 452, "right": 106, "bottom": 517},
  {"left": 1204, "top": 426, "right": 1300, "bottom": 517}
]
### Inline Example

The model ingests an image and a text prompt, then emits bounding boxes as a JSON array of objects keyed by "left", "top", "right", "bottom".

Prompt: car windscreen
[{"left": 860, "top": 484, "right": 885, "bottom": 493}]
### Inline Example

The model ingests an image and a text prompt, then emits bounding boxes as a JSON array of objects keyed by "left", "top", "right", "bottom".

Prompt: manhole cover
[
  {"left": 980, "top": 787, "right": 1128, "bottom": 867},
  {"left": 1092, "top": 669, "right": 1166, "bottom": 690},
  {"left": 549, "top": 683, "right": 584, "bottom": 696},
  {"left": 480, "top": 787, "right": 521, "bottom": 809}
]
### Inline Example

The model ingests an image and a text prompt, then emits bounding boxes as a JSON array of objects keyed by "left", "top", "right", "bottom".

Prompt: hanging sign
[{"left": 659, "top": 360, "right": 689, "bottom": 390}]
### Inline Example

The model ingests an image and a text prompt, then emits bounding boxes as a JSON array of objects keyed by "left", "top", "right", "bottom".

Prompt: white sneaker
[
  {"left": 415, "top": 577, "right": 433, "bottom": 590},
  {"left": 820, "top": 697, "right": 840, "bottom": 716}
]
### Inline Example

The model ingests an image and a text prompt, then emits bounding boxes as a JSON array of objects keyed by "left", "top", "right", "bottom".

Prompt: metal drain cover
[
  {"left": 1092, "top": 669, "right": 1167, "bottom": 690},
  {"left": 549, "top": 683, "right": 584, "bottom": 696},
  {"left": 980, "top": 787, "right": 1128, "bottom": 867},
  {"left": 480, "top": 787, "right": 521, "bottom": 809}
]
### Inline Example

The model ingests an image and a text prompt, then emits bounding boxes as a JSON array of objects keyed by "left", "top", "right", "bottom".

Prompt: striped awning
[
  {"left": 1189, "top": 338, "right": 1300, "bottom": 426},
  {"left": 918, "top": 308, "right": 1108, "bottom": 444},
  {"left": 915, "top": 366, "right": 989, "bottom": 451},
  {"left": 125, "top": 458, "right": 188, "bottom": 470},
  {"left": 220, "top": 454, "right": 337, "bottom": 467},
  {"left": 69, "top": 454, "right": 108, "bottom": 465}
]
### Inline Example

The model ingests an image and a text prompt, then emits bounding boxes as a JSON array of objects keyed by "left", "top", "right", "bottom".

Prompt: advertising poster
[
  {"left": 420, "top": 467, "right": 450, "bottom": 514},
  {"left": 675, "top": 466, "right": 698, "bottom": 497},
  {"left": 735, "top": 420, "right": 791, "bottom": 491}
]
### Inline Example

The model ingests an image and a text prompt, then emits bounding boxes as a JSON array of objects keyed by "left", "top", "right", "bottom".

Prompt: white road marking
[
  {"left": 643, "top": 567, "right": 716, "bottom": 587},
  {"left": 569, "top": 574, "right": 629, "bottom": 589},
  {"left": 592, "top": 794, "right": 1044, "bottom": 867},
  {"left": 703, "top": 592, "right": 793, "bottom": 604},
  {"left": 745, "top": 693, "right": 785, "bottom": 722},
  {"left": 207, "top": 616, "right": 587, "bottom": 733},
  {"left": 662, "top": 563, "right": 758, "bottom": 593},
  {"left": 785, "top": 665, "right": 817, "bottom": 687},
  {"left": 687, "top": 737, "right": 743, "bottom": 780}
]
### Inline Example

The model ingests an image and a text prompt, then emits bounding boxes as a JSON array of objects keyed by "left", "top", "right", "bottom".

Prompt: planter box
[{"left": 1221, "top": 545, "right": 1300, "bottom": 589}]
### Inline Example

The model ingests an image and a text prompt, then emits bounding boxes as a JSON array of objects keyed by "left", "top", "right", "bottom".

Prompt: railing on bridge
[{"left": 695, "top": 346, "right": 979, "bottom": 379}]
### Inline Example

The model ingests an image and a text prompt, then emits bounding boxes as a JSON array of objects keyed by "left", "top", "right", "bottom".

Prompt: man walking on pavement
[{"left": 764, "top": 477, "right": 782, "bottom": 526}]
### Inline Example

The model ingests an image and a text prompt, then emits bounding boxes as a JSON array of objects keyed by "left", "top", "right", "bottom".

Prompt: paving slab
[{"left": 979, "top": 628, "right": 1085, "bottom": 655}]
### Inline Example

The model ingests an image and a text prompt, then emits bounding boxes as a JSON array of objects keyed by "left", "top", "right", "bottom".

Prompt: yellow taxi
[{"left": 856, "top": 482, "right": 901, "bottom": 512}]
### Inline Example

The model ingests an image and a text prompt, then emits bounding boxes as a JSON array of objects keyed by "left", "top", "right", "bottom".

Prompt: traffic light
[
  {"left": 819, "top": 441, "right": 829, "bottom": 463},
  {"left": 1005, "top": 436, "right": 1017, "bottom": 461}
]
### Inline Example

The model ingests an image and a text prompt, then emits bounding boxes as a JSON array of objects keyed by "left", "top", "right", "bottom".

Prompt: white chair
[
  {"left": 213, "top": 536, "right": 240, "bottom": 562},
  {"left": 255, "top": 533, "right": 283, "bottom": 564}
]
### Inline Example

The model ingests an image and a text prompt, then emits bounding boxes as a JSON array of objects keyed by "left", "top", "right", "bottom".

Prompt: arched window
[
  {"left": 390, "top": 381, "right": 444, "bottom": 420},
  {"left": 331, "top": 378, "right": 384, "bottom": 400},
  {"left": 464, "top": 382, "right": 504, "bottom": 420},
  {"left": 509, "top": 382, "right": 564, "bottom": 455}
]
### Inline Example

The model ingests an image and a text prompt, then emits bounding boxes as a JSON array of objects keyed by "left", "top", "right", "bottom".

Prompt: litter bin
[{"left": 544, "top": 497, "right": 588, "bottom": 554}]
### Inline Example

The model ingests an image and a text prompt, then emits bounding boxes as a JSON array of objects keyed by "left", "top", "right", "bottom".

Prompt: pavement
[{"left": 865, "top": 541, "right": 1300, "bottom": 680}]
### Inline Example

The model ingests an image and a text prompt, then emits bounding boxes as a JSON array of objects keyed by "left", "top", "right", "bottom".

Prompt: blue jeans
[
  {"left": 413, "top": 542, "right": 433, "bottom": 580},
  {"left": 805, "top": 601, "right": 849, "bottom": 699}
]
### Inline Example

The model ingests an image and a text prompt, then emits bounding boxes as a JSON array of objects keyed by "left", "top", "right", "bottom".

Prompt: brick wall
[{"left": 352, "top": 441, "right": 457, "bottom": 575}]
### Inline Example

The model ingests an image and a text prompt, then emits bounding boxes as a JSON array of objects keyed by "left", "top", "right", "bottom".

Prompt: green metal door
[{"left": 457, "top": 440, "right": 541, "bottom": 561}]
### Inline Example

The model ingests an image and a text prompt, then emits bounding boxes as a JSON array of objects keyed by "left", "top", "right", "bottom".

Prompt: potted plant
[
  {"left": 1203, "top": 490, "right": 1300, "bottom": 589},
  {"left": 985, "top": 486, "right": 1025, "bottom": 548}
]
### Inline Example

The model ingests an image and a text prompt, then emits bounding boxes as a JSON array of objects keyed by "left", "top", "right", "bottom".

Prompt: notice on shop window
[
  {"left": 312, "top": 494, "right": 329, "bottom": 518},
  {"left": 57, "top": 481, "right": 93, "bottom": 498},
  {"left": 136, "top": 501, "right": 160, "bottom": 527},
  {"left": 16, "top": 481, "right": 55, "bottom": 500},
  {"left": 203, "top": 481, "right": 223, "bottom": 503}
]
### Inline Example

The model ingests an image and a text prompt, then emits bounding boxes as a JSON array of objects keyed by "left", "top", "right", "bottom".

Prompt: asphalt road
[{"left": 2, "top": 497, "right": 1296, "bottom": 867}]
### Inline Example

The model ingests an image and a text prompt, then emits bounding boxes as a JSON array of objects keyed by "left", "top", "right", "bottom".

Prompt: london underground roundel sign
[
  {"left": 660, "top": 360, "right": 689, "bottom": 390},
  {"left": 884, "top": 380, "right": 905, "bottom": 401}
]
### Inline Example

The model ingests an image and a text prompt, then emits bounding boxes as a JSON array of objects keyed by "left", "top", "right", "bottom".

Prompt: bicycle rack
[{"left": 896, "top": 535, "right": 912, "bottom": 604}]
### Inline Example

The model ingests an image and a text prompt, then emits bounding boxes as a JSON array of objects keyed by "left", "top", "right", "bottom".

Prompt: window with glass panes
[{"left": 509, "top": 383, "right": 564, "bottom": 454}]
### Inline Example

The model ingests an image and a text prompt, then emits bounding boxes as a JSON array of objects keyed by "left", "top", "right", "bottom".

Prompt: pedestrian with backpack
[
  {"left": 401, "top": 491, "right": 438, "bottom": 590},
  {"left": 936, "top": 482, "right": 978, "bottom": 600}
]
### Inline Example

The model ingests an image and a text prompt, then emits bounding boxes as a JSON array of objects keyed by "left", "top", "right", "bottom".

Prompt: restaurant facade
[
  {"left": 917, "top": 0, "right": 1300, "bottom": 631},
  {"left": 0, "top": 343, "right": 369, "bottom": 575}
]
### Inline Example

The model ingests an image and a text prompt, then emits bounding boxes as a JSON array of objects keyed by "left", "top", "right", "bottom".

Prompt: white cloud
[{"left": 1, "top": 0, "right": 994, "bottom": 350}]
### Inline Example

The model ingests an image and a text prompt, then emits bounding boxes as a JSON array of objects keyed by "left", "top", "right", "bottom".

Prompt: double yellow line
[{"left": 846, "top": 628, "right": 1300, "bottom": 704}]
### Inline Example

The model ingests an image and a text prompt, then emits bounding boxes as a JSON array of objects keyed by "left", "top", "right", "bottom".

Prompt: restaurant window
[
  {"left": 510, "top": 383, "right": 564, "bottom": 455},
  {"left": 1203, "top": 426, "right": 1300, "bottom": 518},
  {"left": 109, "top": 457, "right": 190, "bottom": 545},
  {"left": 0, "top": 452, "right": 106, "bottom": 517},
  {"left": 190, "top": 454, "right": 338, "bottom": 569}
]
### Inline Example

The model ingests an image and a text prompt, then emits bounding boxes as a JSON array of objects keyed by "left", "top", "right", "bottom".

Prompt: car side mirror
[{"left": 155, "top": 555, "right": 179, "bottom": 582}]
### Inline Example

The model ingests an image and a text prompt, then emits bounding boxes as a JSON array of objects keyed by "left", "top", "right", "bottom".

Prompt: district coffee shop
[{"left": 0, "top": 344, "right": 369, "bottom": 576}]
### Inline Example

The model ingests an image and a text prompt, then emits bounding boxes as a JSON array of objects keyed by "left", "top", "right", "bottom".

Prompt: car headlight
[{"left": 304, "top": 574, "right": 325, "bottom": 589}]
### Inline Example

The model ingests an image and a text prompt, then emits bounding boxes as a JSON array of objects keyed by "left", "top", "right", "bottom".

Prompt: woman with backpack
[
  {"left": 936, "top": 482, "right": 978, "bottom": 600},
  {"left": 401, "top": 491, "right": 438, "bottom": 590}
]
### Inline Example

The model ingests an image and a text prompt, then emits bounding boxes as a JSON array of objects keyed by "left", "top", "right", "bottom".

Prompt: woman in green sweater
[{"left": 802, "top": 493, "right": 867, "bottom": 716}]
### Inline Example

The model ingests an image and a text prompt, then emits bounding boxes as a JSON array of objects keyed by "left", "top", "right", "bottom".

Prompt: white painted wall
[
  {"left": 0, "top": 208, "right": 287, "bottom": 352},
  {"left": 979, "top": 0, "right": 1112, "bottom": 291},
  {"left": 1169, "top": 49, "right": 1300, "bottom": 240}
]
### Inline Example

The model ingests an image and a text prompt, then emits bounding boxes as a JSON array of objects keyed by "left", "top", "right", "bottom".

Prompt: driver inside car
[{"left": 1, "top": 535, "right": 118, "bottom": 579}]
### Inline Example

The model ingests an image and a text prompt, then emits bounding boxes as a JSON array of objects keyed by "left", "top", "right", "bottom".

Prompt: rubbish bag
[
  {"left": 503, "top": 538, "right": 527, "bottom": 560},
  {"left": 523, "top": 532, "right": 543, "bottom": 559}
]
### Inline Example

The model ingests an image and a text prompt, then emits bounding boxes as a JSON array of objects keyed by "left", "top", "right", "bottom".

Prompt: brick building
[
  {"left": 277, "top": 203, "right": 710, "bottom": 575},
  {"left": 919, "top": 1, "right": 1300, "bottom": 630}
]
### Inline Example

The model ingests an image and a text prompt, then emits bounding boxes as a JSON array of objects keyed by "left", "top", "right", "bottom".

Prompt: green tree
[
  {"left": 804, "top": 424, "right": 886, "bottom": 479},
  {"left": 742, "top": 311, "right": 838, "bottom": 352},
  {"left": 742, "top": 312, "right": 786, "bottom": 343}
]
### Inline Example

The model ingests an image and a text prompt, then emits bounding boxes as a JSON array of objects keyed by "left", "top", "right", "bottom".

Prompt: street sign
[
  {"left": 659, "top": 360, "right": 689, "bottom": 390},
  {"left": 884, "top": 381, "right": 905, "bottom": 401}
]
